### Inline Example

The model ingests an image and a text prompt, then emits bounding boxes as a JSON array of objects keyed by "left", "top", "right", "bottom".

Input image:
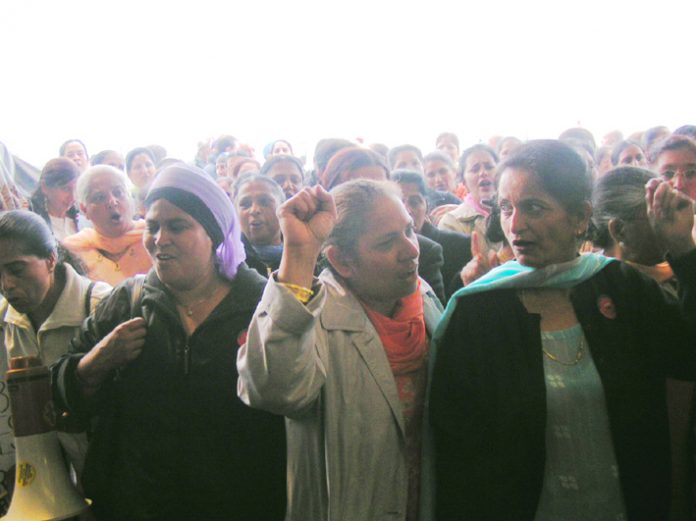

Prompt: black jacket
[
  {"left": 417, "top": 233, "right": 446, "bottom": 305},
  {"left": 430, "top": 251, "right": 696, "bottom": 521},
  {"left": 419, "top": 221, "right": 471, "bottom": 301},
  {"left": 52, "top": 265, "right": 286, "bottom": 521}
]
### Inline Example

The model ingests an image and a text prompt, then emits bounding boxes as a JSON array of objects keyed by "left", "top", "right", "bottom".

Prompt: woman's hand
[
  {"left": 646, "top": 178, "right": 696, "bottom": 258},
  {"left": 460, "top": 231, "right": 499, "bottom": 286},
  {"left": 277, "top": 186, "right": 337, "bottom": 288},
  {"left": 76, "top": 317, "right": 147, "bottom": 391}
]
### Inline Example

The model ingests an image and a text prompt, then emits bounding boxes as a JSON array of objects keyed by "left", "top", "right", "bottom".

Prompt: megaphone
[{"left": 1, "top": 356, "right": 89, "bottom": 520}]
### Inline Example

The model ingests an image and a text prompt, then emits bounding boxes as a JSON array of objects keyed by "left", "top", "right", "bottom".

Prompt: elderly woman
[
  {"left": 429, "top": 140, "right": 696, "bottom": 521},
  {"left": 63, "top": 165, "right": 151, "bottom": 285},
  {"left": 0, "top": 211, "right": 111, "bottom": 514},
  {"left": 238, "top": 179, "right": 443, "bottom": 521},
  {"left": 29, "top": 158, "right": 82, "bottom": 241},
  {"left": 52, "top": 164, "right": 286, "bottom": 520}
]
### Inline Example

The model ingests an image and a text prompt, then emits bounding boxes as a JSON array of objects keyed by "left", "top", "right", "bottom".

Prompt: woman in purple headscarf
[{"left": 51, "top": 163, "right": 286, "bottom": 521}]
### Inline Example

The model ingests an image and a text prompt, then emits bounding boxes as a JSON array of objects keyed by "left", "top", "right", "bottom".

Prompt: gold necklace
[
  {"left": 176, "top": 285, "right": 226, "bottom": 317},
  {"left": 542, "top": 336, "right": 584, "bottom": 366}
]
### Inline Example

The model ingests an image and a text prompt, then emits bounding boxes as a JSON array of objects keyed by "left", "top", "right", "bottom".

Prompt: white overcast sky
[{"left": 2, "top": 0, "right": 695, "bottom": 167}]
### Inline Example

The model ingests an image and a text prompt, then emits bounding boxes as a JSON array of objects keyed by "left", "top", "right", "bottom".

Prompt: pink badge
[
  {"left": 237, "top": 329, "right": 248, "bottom": 346},
  {"left": 597, "top": 295, "right": 617, "bottom": 319}
]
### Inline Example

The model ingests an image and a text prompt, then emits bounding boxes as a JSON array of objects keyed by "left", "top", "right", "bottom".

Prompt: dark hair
[
  {"left": 59, "top": 139, "right": 88, "bottom": 157},
  {"left": 654, "top": 135, "right": 696, "bottom": 162},
  {"left": 459, "top": 144, "right": 498, "bottom": 181},
  {"left": 126, "top": 147, "right": 156, "bottom": 172},
  {"left": 322, "top": 147, "right": 388, "bottom": 191},
  {"left": 39, "top": 158, "right": 80, "bottom": 189},
  {"left": 643, "top": 126, "right": 669, "bottom": 150},
  {"left": 591, "top": 167, "right": 656, "bottom": 249},
  {"left": 436, "top": 132, "right": 459, "bottom": 149},
  {"left": 30, "top": 158, "right": 80, "bottom": 229},
  {"left": 500, "top": 139, "right": 592, "bottom": 217},
  {"left": 423, "top": 150, "right": 455, "bottom": 169},
  {"left": 214, "top": 135, "right": 239, "bottom": 155},
  {"left": 558, "top": 127, "right": 596, "bottom": 153},
  {"left": 388, "top": 145, "right": 423, "bottom": 170},
  {"left": 0, "top": 210, "right": 57, "bottom": 259},
  {"left": 260, "top": 155, "right": 305, "bottom": 178},
  {"left": 391, "top": 169, "right": 428, "bottom": 196},
  {"left": 272, "top": 140, "right": 294, "bottom": 155},
  {"left": 673, "top": 125, "right": 696, "bottom": 139},
  {"left": 313, "top": 138, "right": 353, "bottom": 176},
  {"left": 233, "top": 173, "right": 286, "bottom": 204},
  {"left": 610, "top": 140, "right": 645, "bottom": 166},
  {"left": 484, "top": 202, "right": 506, "bottom": 244}
]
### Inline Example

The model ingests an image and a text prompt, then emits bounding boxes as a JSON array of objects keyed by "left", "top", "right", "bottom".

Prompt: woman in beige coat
[{"left": 237, "top": 179, "right": 442, "bottom": 521}]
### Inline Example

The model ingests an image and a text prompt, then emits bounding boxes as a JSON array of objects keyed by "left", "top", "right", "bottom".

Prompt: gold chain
[{"left": 542, "top": 336, "right": 584, "bottom": 366}]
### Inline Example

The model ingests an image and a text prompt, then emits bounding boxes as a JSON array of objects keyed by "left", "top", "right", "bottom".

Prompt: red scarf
[{"left": 362, "top": 284, "right": 428, "bottom": 376}]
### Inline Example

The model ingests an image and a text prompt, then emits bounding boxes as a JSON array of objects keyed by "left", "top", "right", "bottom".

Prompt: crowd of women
[{"left": 0, "top": 125, "right": 695, "bottom": 520}]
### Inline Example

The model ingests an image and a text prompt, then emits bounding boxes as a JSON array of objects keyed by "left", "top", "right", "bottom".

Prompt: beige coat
[
  {"left": 237, "top": 270, "right": 442, "bottom": 521},
  {"left": 0, "top": 264, "right": 110, "bottom": 485}
]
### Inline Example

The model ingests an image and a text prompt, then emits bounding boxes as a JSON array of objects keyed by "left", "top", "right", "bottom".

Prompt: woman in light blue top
[{"left": 430, "top": 140, "right": 696, "bottom": 521}]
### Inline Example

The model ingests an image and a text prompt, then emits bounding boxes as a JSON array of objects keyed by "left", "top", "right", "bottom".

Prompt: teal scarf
[{"left": 433, "top": 253, "right": 616, "bottom": 343}]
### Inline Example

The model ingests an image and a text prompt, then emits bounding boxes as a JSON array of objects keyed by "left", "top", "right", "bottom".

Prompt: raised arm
[{"left": 237, "top": 186, "right": 337, "bottom": 417}]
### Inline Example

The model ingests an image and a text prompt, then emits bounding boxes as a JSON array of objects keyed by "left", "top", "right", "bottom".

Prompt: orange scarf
[
  {"left": 362, "top": 284, "right": 428, "bottom": 376},
  {"left": 64, "top": 220, "right": 145, "bottom": 254}
]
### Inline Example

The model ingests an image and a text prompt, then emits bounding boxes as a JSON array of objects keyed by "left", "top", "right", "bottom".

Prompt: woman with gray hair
[
  {"left": 592, "top": 167, "right": 664, "bottom": 274},
  {"left": 238, "top": 179, "right": 443, "bottom": 521},
  {"left": 63, "top": 165, "right": 151, "bottom": 285},
  {"left": 592, "top": 166, "right": 693, "bottom": 520}
]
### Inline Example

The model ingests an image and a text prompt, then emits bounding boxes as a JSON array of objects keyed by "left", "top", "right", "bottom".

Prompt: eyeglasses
[{"left": 660, "top": 168, "right": 696, "bottom": 182}]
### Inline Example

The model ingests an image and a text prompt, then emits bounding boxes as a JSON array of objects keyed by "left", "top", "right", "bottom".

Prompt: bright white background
[{"left": 1, "top": 0, "right": 694, "bottom": 167}]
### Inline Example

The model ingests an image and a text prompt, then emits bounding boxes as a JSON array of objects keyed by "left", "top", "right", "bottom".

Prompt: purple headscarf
[{"left": 145, "top": 163, "right": 246, "bottom": 280}]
